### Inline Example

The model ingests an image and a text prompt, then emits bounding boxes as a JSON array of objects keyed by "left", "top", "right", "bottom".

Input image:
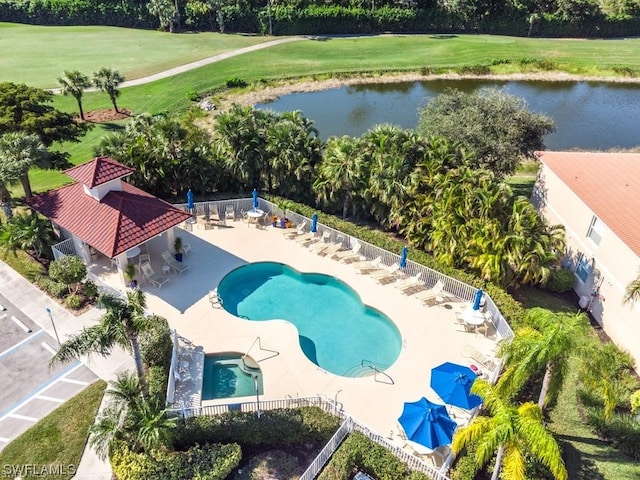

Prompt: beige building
[{"left": 533, "top": 151, "right": 640, "bottom": 370}]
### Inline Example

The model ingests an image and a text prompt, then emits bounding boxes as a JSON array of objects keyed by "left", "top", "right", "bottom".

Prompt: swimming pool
[
  {"left": 202, "top": 353, "right": 264, "bottom": 400},
  {"left": 217, "top": 262, "right": 402, "bottom": 377}
]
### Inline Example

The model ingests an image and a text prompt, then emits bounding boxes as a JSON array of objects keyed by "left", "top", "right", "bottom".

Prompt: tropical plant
[
  {"left": 417, "top": 88, "right": 555, "bottom": 177},
  {"left": 148, "top": 0, "right": 179, "bottom": 32},
  {"left": 48, "top": 255, "right": 87, "bottom": 293},
  {"left": 93, "top": 67, "right": 125, "bottom": 113},
  {"left": 0, "top": 212, "right": 56, "bottom": 260},
  {"left": 57, "top": 70, "right": 92, "bottom": 120},
  {"left": 453, "top": 378, "right": 568, "bottom": 480},
  {"left": 50, "top": 289, "right": 152, "bottom": 391},
  {"left": 0, "top": 131, "right": 47, "bottom": 200},
  {"left": 498, "top": 307, "right": 589, "bottom": 408},
  {"left": 624, "top": 268, "right": 640, "bottom": 304}
]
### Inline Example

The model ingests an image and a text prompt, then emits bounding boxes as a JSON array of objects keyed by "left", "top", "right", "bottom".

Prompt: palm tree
[
  {"left": 498, "top": 307, "right": 589, "bottom": 408},
  {"left": 624, "top": 268, "right": 640, "bottom": 304},
  {"left": 93, "top": 67, "right": 125, "bottom": 113},
  {"left": 50, "top": 289, "right": 151, "bottom": 391},
  {"left": 0, "top": 212, "right": 56, "bottom": 260},
  {"left": 453, "top": 379, "right": 568, "bottom": 480},
  {"left": 58, "top": 70, "right": 91, "bottom": 120},
  {"left": 0, "top": 131, "right": 47, "bottom": 200}
]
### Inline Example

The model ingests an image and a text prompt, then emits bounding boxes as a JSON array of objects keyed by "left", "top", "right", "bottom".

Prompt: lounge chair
[
  {"left": 225, "top": 204, "right": 235, "bottom": 221},
  {"left": 308, "top": 232, "right": 331, "bottom": 253},
  {"left": 295, "top": 232, "right": 317, "bottom": 245},
  {"left": 283, "top": 221, "right": 307, "bottom": 239},
  {"left": 174, "top": 368, "right": 194, "bottom": 385},
  {"left": 371, "top": 264, "right": 401, "bottom": 284},
  {"left": 140, "top": 262, "right": 169, "bottom": 289},
  {"left": 353, "top": 256, "right": 383, "bottom": 274},
  {"left": 334, "top": 242, "right": 364, "bottom": 263},
  {"left": 161, "top": 250, "right": 190, "bottom": 275},
  {"left": 395, "top": 272, "right": 424, "bottom": 294},
  {"left": 415, "top": 279, "right": 445, "bottom": 305},
  {"left": 461, "top": 344, "right": 498, "bottom": 371},
  {"left": 317, "top": 242, "right": 344, "bottom": 257}
]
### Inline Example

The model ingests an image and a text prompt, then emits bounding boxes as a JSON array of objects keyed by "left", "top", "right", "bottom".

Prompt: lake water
[{"left": 256, "top": 79, "right": 640, "bottom": 150}]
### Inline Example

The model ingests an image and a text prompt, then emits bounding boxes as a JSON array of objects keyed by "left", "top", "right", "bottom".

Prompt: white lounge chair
[
  {"left": 308, "top": 232, "right": 331, "bottom": 252},
  {"left": 371, "top": 264, "right": 401, "bottom": 284},
  {"left": 140, "top": 262, "right": 169, "bottom": 289},
  {"left": 334, "top": 242, "right": 364, "bottom": 263},
  {"left": 415, "top": 280, "right": 445, "bottom": 305},
  {"left": 353, "top": 256, "right": 383, "bottom": 274},
  {"left": 283, "top": 221, "right": 307, "bottom": 239},
  {"left": 461, "top": 344, "right": 498, "bottom": 371},
  {"left": 396, "top": 272, "right": 424, "bottom": 294},
  {"left": 161, "top": 250, "right": 190, "bottom": 276}
]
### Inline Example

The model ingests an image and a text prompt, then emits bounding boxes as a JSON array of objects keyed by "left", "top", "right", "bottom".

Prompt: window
[
  {"left": 587, "top": 216, "right": 604, "bottom": 246},
  {"left": 575, "top": 254, "right": 592, "bottom": 283}
]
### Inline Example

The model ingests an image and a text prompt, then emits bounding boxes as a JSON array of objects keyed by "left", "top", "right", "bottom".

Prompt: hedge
[
  {"left": 318, "top": 431, "right": 431, "bottom": 480},
  {"left": 110, "top": 441, "right": 242, "bottom": 480},
  {"left": 173, "top": 406, "right": 341, "bottom": 451},
  {"left": 266, "top": 194, "right": 526, "bottom": 328}
]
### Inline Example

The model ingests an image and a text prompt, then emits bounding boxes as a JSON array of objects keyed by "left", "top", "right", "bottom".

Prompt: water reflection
[{"left": 256, "top": 80, "right": 640, "bottom": 150}]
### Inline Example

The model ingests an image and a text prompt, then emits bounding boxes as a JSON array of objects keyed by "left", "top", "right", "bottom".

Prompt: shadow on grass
[
  {"left": 559, "top": 440, "right": 605, "bottom": 480},
  {"left": 509, "top": 285, "right": 579, "bottom": 313},
  {"left": 430, "top": 34, "right": 458, "bottom": 39}
]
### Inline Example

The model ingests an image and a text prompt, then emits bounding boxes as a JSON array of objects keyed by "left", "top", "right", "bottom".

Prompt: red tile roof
[
  {"left": 536, "top": 151, "right": 640, "bottom": 256},
  {"left": 28, "top": 181, "right": 191, "bottom": 258},
  {"left": 64, "top": 156, "right": 135, "bottom": 188}
]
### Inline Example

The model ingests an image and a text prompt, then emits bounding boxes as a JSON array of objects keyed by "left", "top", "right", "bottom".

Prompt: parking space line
[
  {"left": 8, "top": 413, "right": 37, "bottom": 422},
  {"left": 41, "top": 342, "right": 57, "bottom": 356},
  {"left": 0, "top": 361, "right": 82, "bottom": 420},
  {"left": 35, "top": 395, "right": 64, "bottom": 403},
  {"left": 11, "top": 315, "right": 32, "bottom": 333},
  {"left": 59, "top": 378, "right": 89, "bottom": 386},
  {"left": 0, "top": 330, "right": 44, "bottom": 360}
]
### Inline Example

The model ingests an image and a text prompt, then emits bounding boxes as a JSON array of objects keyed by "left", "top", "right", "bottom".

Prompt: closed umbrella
[
  {"left": 472, "top": 288, "right": 483, "bottom": 311},
  {"left": 430, "top": 362, "right": 482, "bottom": 410},
  {"left": 186, "top": 189, "right": 194, "bottom": 210},
  {"left": 399, "top": 246, "right": 408, "bottom": 268},
  {"left": 252, "top": 188, "right": 259, "bottom": 209},
  {"left": 398, "top": 397, "right": 456, "bottom": 450},
  {"left": 311, "top": 213, "right": 318, "bottom": 233}
]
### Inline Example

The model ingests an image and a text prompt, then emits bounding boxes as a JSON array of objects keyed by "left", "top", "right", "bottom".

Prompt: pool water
[
  {"left": 201, "top": 353, "right": 264, "bottom": 400},
  {"left": 217, "top": 262, "right": 402, "bottom": 377}
]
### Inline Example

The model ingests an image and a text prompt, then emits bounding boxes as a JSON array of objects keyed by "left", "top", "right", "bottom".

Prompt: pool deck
[{"left": 91, "top": 220, "right": 501, "bottom": 443}]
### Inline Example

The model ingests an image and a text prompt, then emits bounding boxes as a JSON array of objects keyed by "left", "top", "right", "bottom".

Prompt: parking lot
[{"left": 0, "top": 293, "right": 97, "bottom": 451}]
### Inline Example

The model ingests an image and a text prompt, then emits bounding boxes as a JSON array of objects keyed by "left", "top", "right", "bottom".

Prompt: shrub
[
  {"left": 36, "top": 276, "right": 68, "bottom": 298},
  {"left": 186, "top": 90, "right": 201, "bottom": 101},
  {"left": 139, "top": 315, "right": 172, "bottom": 369},
  {"left": 48, "top": 255, "right": 87, "bottom": 293},
  {"left": 83, "top": 279, "right": 99, "bottom": 299},
  {"left": 318, "top": 431, "right": 430, "bottom": 480},
  {"left": 147, "top": 365, "right": 169, "bottom": 403},
  {"left": 458, "top": 64, "right": 491, "bottom": 75},
  {"left": 585, "top": 408, "right": 640, "bottom": 459},
  {"left": 174, "top": 407, "right": 340, "bottom": 451},
  {"left": 543, "top": 268, "right": 575, "bottom": 293},
  {"left": 64, "top": 293, "right": 83, "bottom": 309},
  {"left": 225, "top": 77, "right": 248, "bottom": 88},
  {"left": 110, "top": 441, "right": 241, "bottom": 480}
]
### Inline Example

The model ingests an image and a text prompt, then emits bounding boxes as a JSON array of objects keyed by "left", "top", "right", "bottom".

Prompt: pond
[{"left": 256, "top": 79, "right": 640, "bottom": 150}]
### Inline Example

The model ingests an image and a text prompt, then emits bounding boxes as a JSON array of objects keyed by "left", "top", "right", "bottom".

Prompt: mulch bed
[{"left": 78, "top": 108, "right": 132, "bottom": 123}]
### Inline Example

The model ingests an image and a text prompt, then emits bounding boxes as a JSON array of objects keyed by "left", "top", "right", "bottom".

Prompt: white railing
[
  {"left": 299, "top": 418, "right": 352, "bottom": 480},
  {"left": 51, "top": 237, "right": 76, "bottom": 260}
]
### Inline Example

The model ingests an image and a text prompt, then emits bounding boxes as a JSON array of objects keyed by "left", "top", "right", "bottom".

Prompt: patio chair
[
  {"left": 182, "top": 242, "right": 192, "bottom": 256},
  {"left": 161, "top": 250, "right": 190, "bottom": 276},
  {"left": 209, "top": 289, "right": 223, "bottom": 308},
  {"left": 475, "top": 311, "right": 494, "bottom": 338},
  {"left": 395, "top": 272, "right": 424, "bottom": 294},
  {"left": 308, "top": 232, "right": 332, "bottom": 252},
  {"left": 174, "top": 368, "right": 194, "bottom": 385},
  {"left": 353, "top": 256, "right": 383, "bottom": 274},
  {"left": 318, "top": 242, "right": 345, "bottom": 258},
  {"left": 414, "top": 280, "right": 445, "bottom": 305},
  {"left": 283, "top": 221, "right": 307, "bottom": 239},
  {"left": 461, "top": 344, "right": 498, "bottom": 372},
  {"left": 138, "top": 253, "right": 151, "bottom": 266},
  {"left": 334, "top": 242, "right": 364, "bottom": 263},
  {"left": 371, "top": 264, "right": 401, "bottom": 284},
  {"left": 225, "top": 204, "right": 235, "bottom": 221},
  {"left": 140, "top": 262, "right": 169, "bottom": 289}
]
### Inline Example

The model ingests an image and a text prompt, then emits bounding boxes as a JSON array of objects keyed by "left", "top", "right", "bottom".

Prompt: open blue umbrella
[
  {"left": 252, "top": 188, "right": 259, "bottom": 209},
  {"left": 310, "top": 213, "right": 318, "bottom": 233},
  {"left": 430, "top": 362, "right": 482, "bottom": 410},
  {"left": 398, "top": 397, "right": 456, "bottom": 450},
  {"left": 472, "top": 288, "right": 484, "bottom": 311},
  {"left": 399, "top": 246, "right": 409, "bottom": 268},
  {"left": 186, "top": 189, "right": 194, "bottom": 210}
]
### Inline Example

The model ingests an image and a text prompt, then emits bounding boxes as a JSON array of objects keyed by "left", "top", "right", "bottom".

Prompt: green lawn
[
  {"left": 0, "top": 23, "right": 272, "bottom": 88},
  {"left": 0, "top": 380, "right": 106, "bottom": 480}
]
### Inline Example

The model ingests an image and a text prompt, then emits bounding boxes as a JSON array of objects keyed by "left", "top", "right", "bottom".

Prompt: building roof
[
  {"left": 28, "top": 181, "right": 191, "bottom": 258},
  {"left": 536, "top": 151, "right": 640, "bottom": 256},
  {"left": 64, "top": 156, "right": 136, "bottom": 188}
]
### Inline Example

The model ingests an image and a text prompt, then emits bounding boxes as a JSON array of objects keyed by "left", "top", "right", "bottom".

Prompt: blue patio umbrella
[
  {"left": 311, "top": 213, "right": 318, "bottom": 233},
  {"left": 398, "top": 397, "right": 457, "bottom": 450},
  {"left": 430, "top": 362, "right": 482, "bottom": 410},
  {"left": 399, "top": 246, "right": 409, "bottom": 268},
  {"left": 252, "top": 188, "right": 259, "bottom": 209},
  {"left": 472, "top": 288, "right": 484, "bottom": 311},
  {"left": 186, "top": 189, "right": 194, "bottom": 210}
]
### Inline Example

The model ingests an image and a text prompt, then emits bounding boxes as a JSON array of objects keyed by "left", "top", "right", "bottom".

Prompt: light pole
[
  {"left": 253, "top": 374, "right": 261, "bottom": 419},
  {"left": 46, "top": 307, "right": 61, "bottom": 345}
]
